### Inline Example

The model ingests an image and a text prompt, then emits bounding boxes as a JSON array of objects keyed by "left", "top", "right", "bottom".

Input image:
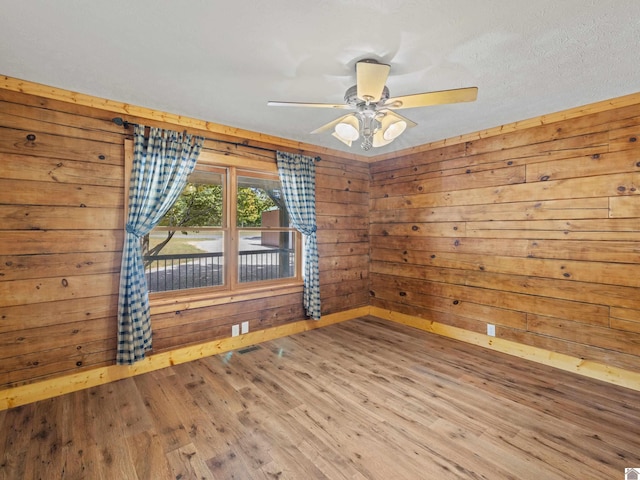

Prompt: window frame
[
  {"left": 228, "top": 165, "right": 302, "bottom": 291},
  {"left": 124, "top": 140, "right": 303, "bottom": 312}
]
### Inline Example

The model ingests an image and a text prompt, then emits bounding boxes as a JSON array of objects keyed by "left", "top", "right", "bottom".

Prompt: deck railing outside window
[{"left": 145, "top": 248, "right": 295, "bottom": 292}]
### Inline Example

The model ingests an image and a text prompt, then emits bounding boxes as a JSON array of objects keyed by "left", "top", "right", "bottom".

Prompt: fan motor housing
[{"left": 344, "top": 85, "right": 389, "bottom": 106}]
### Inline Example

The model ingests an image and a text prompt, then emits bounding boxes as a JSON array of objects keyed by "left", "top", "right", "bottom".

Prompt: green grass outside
[{"left": 148, "top": 234, "right": 207, "bottom": 256}]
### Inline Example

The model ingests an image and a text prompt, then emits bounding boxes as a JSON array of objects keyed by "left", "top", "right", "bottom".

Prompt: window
[{"left": 143, "top": 161, "right": 300, "bottom": 295}]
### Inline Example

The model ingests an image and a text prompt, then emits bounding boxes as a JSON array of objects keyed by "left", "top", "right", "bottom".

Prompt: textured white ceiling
[{"left": 1, "top": 0, "right": 639, "bottom": 156}]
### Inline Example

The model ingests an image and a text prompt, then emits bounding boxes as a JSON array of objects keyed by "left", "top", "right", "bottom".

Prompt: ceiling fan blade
[
  {"left": 356, "top": 60, "right": 390, "bottom": 103},
  {"left": 310, "top": 113, "right": 357, "bottom": 134},
  {"left": 383, "top": 86, "right": 478, "bottom": 109},
  {"left": 267, "top": 101, "right": 353, "bottom": 109}
]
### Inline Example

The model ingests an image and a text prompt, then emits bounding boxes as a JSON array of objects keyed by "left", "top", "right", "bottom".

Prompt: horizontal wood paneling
[
  {"left": 1, "top": 74, "right": 365, "bottom": 162},
  {"left": 372, "top": 261, "right": 640, "bottom": 311},
  {"left": 370, "top": 164, "right": 526, "bottom": 197},
  {"left": 0, "top": 126, "right": 123, "bottom": 163},
  {"left": 370, "top": 273, "right": 609, "bottom": 327},
  {"left": 0, "top": 340, "right": 115, "bottom": 388},
  {"left": 372, "top": 248, "right": 640, "bottom": 287},
  {"left": 371, "top": 198, "right": 609, "bottom": 223},
  {"left": 0, "top": 85, "right": 369, "bottom": 390},
  {"left": 0, "top": 252, "right": 121, "bottom": 281},
  {"left": 0, "top": 273, "right": 120, "bottom": 307},
  {"left": 315, "top": 154, "right": 370, "bottom": 316},
  {"left": 1, "top": 152, "right": 124, "bottom": 186},
  {"left": 4, "top": 74, "right": 639, "bottom": 397},
  {"left": 152, "top": 303, "right": 308, "bottom": 352},
  {"left": 372, "top": 172, "right": 639, "bottom": 211},
  {"left": 0, "top": 230, "right": 122, "bottom": 255},
  {"left": 524, "top": 149, "right": 639, "bottom": 182},
  {"left": 0, "top": 317, "right": 114, "bottom": 360},
  {"left": 0, "top": 178, "right": 123, "bottom": 208},
  {"left": 0, "top": 110, "right": 123, "bottom": 145},
  {"left": 370, "top": 97, "right": 640, "bottom": 375},
  {"left": 0, "top": 205, "right": 123, "bottom": 230},
  {"left": 0, "top": 295, "right": 118, "bottom": 333}
]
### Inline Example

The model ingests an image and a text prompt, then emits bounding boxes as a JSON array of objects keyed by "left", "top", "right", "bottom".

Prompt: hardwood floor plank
[
  {"left": 83, "top": 441, "right": 138, "bottom": 480},
  {"left": 132, "top": 373, "right": 192, "bottom": 454},
  {"left": 1, "top": 316, "right": 639, "bottom": 479},
  {"left": 126, "top": 431, "right": 173, "bottom": 480},
  {"left": 1, "top": 404, "right": 36, "bottom": 479},
  {"left": 296, "top": 439, "right": 367, "bottom": 480},
  {"left": 166, "top": 442, "right": 213, "bottom": 480},
  {"left": 506, "top": 425, "right": 627, "bottom": 479},
  {"left": 260, "top": 444, "right": 329, "bottom": 480},
  {"left": 152, "top": 370, "right": 224, "bottom": 462},
  {"left": 205, "top": 446, "right": 259, "bottom": 480},
  {"left": 20, "top": 398, "right": 64, "bottom": 479}
]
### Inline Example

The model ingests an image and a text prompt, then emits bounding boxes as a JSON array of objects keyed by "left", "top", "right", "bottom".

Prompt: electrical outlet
[
  {"left": 232, "top": 324, "right": 240, "bottom": 337},
  {"left": 241, "top": 321, "right": 249, "bottom": 334},
  {"left": 487, "top": 324, "right": 496, "bottom": 337}
]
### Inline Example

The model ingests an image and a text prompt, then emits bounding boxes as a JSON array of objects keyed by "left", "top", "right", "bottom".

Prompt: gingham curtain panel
[
  {"left": 276, "top": 151, "right": 321, "bottom": 320},
  {"left": 117, "top": 125, "right": 204, "bottom": 364}
]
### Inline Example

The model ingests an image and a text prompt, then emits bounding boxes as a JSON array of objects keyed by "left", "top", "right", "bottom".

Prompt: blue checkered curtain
[
  {"left": 117, "top": 125, "right": 204, "bottom": 364},
  {"left": 276, "top": 151, "right": 320, "bottom": 320}
]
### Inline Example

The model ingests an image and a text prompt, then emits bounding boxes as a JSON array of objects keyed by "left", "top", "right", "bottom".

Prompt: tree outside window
[{"left": 143, "top": 167, "right": 299, "bottom": 293}]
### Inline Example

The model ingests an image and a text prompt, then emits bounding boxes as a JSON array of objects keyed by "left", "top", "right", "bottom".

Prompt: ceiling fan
[{"left": 268, "top": 59, "right": 478, "bottom": 150}]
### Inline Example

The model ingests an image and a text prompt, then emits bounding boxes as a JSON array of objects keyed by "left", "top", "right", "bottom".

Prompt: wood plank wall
[
  {"left": 0, "top": 88, "right": 369, "bottom": 390},
  {"left": 317, "top": 154, "right": 370, "bottom": 313},
  {"left": 369, "top": 101, "right": 640, "bottom": 374}
]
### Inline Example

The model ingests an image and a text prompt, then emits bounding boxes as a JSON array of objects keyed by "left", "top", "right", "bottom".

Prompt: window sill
[{"left": 149, "top": 282, "right": 304, "bottom": 315}]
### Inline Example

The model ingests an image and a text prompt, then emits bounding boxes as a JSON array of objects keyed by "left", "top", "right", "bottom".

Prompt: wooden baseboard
[
  {"left": 0, "top": 307, "right": 368, "bottom": 411},
  {"left": 370, "top": 306, "right": 640, "bottom": 392},
  {"left": 3, "top": 304, "right": 638, "bottom": 410}
]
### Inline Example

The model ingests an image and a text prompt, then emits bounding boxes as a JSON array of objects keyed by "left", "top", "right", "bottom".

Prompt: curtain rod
[{"left": 112, "top": 117, "right": 320, "bottom": 161}]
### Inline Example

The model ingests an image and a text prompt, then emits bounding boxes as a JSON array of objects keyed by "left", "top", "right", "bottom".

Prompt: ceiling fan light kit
[
  {"left": 334, "top": 115, "right": 360, "bottom": 141},
  {"left": 268, "top": 58, "right": 478, "bottom": 151},
  {"left": 382, "top": 118, "right": 407, "bottom": 141}
]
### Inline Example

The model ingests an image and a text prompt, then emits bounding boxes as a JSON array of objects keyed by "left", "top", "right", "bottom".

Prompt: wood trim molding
[
  {"left": 0, "top": 74, "right": 363, "bottom": 162},
  {"left": 3, "top": 74, "right": 638, "bottom": 165},
  {"left": 198, "top": 148, "right": 278, "bottom": 172},
  {"left": 370, "top": 306, "right": 640, "bottom": 392},
  {"left": 368, "top": 90, "right": 640, "bottom": 163},
  {"left": 0, "top": 307, "right": 369, "bottom": 411}
]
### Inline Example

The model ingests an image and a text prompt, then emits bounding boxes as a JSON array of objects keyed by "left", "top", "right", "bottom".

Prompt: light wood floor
[{"left": 1, "top": 316, "right": 639, "bottom": 479}]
